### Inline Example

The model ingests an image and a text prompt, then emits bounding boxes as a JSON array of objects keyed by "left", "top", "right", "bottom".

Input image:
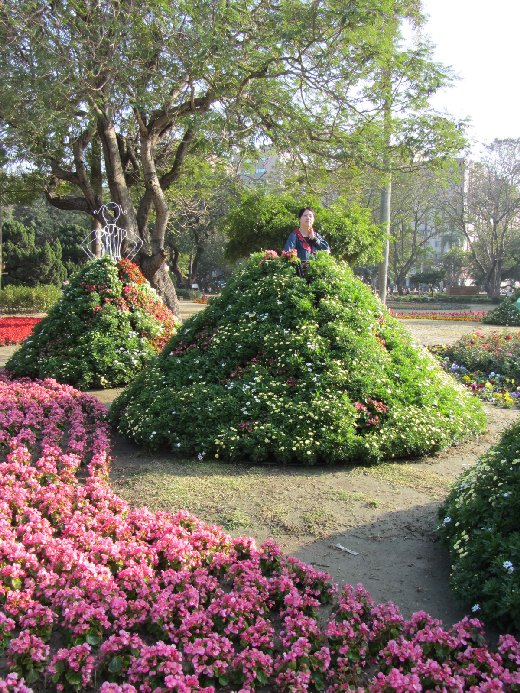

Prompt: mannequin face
[{"left": 299, "top": 209, "right": 314, "bottom": 234}]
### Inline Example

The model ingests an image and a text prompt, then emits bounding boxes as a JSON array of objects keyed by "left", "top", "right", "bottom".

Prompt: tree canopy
[
  {"left": 442, "top": 139, "right": 520, "bottom": 298},
  {"left": 0, "top": 0, "right": 463, "bottom": 309},
  {"left": 223, "top": 189, "right": 384, "bottom": 267}
]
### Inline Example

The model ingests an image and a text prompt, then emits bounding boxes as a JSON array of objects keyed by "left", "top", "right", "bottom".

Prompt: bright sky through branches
[{"left": 422, "top": 0, "right": 520, "bottom": 149}]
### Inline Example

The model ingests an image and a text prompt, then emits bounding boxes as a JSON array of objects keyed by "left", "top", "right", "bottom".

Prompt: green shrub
[
  {"left": 175, "top": 286, "right": 203, "bottom": 300},
  {"left": 438, "top": 420, "right": 520, "bottom": 632},
  {"left": 0, "top": 284, "right": 62, "bottom": 313},
  {"left": 6, "top": 257, "right": 178, "bottom": 389},
  {"left": 483, "top": 291, "right": 520, "bottom": 326},
  {"left": 110, "top": 251, "right": 485, "bottom": 464}
]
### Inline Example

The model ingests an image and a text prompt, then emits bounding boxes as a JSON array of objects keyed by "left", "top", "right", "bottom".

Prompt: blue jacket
[{"left": 283, "top": 230, "right": 330, "bottom": 263}]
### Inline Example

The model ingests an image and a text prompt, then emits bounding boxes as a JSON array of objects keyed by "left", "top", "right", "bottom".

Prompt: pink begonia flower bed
[{"left": 0, "top": 373, "right": 519, "bottom": 692}]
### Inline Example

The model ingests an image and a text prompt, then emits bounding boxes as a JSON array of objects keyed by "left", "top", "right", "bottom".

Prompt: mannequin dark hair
[{"left": 298, "top": 207, "right": 315, "bottom": 219}]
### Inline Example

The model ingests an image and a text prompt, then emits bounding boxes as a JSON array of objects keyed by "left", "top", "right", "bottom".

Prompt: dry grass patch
[{"left": 351, "top": 462, "right": 452, "bottom": 498}]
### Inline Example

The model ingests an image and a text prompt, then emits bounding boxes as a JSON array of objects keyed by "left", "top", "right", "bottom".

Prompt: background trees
[
  {"left": 442, "top": 139, "right": 520, "bottom": 298},
  {"left": 2, "top": 1, "right": 506, "bottom": 300},
  {"left": 2, "top": 220, "right": 67, "bottom": 287},
  {"left": 387, "top": 166, "right": 455, "bottom": 293},
  {"left": 0, "top": 0, "right": 409, "bottom": 311},
  {"left": 223, "top": 189, "right": 383, "bottom": 267}
]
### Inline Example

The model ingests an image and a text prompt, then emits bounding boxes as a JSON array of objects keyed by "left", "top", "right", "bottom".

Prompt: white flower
[
  {"left": 197, "top": 452, "right": 205, "bottom": 460},
  {"left": 471, "top": 604, "right": 480, "bottom": 612},
  {"left": 503, "top": 561, "right": 514, "bottom": 573},
  {"left": 442, "top": 516, "right": 452, "bottom": 525}
]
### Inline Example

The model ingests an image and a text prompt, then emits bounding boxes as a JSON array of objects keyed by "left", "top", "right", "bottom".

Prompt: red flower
[{"left": 0, "top": 317, "right": 42, "bottom": 346}]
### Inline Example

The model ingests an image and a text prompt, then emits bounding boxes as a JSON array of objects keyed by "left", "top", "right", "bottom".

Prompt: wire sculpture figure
[{"left": 81, "top": 202, "right": 143, "bottom": 261}]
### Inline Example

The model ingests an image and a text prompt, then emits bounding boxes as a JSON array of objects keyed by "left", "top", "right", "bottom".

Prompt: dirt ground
[{"left": 2, "top": 313, "right": 520, "bottom": 632}]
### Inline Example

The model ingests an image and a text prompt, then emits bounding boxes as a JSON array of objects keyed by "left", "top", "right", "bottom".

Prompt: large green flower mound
[
  {"left": 110, "top": 251, "right": 485, "bottom": 464},
  {"left": 6, "top": 256, "right": 178, "bottom": 389},
  {"left": 438, "top": 420, "right": 520, "bottom": 632},
  {"left": 483, "top": 290, "right": 520, "bottom": 326}
]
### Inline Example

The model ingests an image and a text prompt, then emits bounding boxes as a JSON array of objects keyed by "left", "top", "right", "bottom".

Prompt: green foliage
[
  {"left": 0, "top": 284, "right": 61, "bottom": 313},
  {"left": 439, "top": 421, "right": 520, "bottom": 632},
  {"left": 409, "top": 268, "right": 446, "bottom": 288},
  {"left": 483, "top": 291, "right": 520, "bottom": 326},
  {"left": 175, "top": 287, "right": 203, "bottom": 300},
  {"left": 2, "top": 220, "right": 67, "bottom": 287},
  {"left": 6, "top": 257, "right": 178, "bottom": 389},
  {"left": 224, "top": 190, "right": 384, "bottom": 267},
  {"left": 111, "top": 252, "right": 485, "bottom": 465}
]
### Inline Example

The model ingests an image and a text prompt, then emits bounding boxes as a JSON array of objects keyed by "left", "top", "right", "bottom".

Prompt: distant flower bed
[
  {"left": 2, "top": 372, "right": 519, "bottom": 691},
  {"left": 192, "top": 294, "right": 212, "bottom": 304},
  {"left": 391, "top": 309, "right": 486, "bottom": 321},
  {"left": 0, "top": 316, "right": 42, "bottom": 346},
  {"left": 430, "top": 331, "right": 520, "bottom": 407}
]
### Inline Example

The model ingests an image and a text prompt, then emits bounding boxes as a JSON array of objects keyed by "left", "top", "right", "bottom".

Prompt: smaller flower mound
[
  {"left": 0, "top": 317, "right": 42, "bottom": 346},
  {"left": 439, "top": 418, "right": 520, "bottom": 632},
  {"left": 484, "top": 291, "right": 520, "bottom": 326},
  {"left": 5, "top": 257, "right": 179, "bottom": 389}
]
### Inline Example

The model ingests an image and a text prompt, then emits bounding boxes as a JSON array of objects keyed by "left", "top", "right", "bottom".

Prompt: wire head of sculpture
[{"left": 81, "top": 202, "right": 143, "bottom": 262}]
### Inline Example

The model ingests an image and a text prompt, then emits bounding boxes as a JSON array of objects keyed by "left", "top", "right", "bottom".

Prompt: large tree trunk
[
  {"left": 143, "top": 262, "right": 180, "bottom": 315},
  {"left": 485, "top": 260, "right": 503, "bottom": 299},
  {"left": 96, "top": 112, "right": 181, "bottom": 315},
  {"left": 170, "top": 246, "right": 185, "bottom": 287},
  {"left": 189, "top": 241, "right": 205, "bottom": 287}
]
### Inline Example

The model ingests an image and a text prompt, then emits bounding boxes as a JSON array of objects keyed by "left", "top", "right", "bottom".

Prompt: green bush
[
  {"left": 483, "top": 291, "right": 520, "bottom": 326},
  {"left": 0, "top": 284, "right": 62, "bottom": 313},
  {"left": 2, "top": 220, "right": 67, "bottom": 286},
  {"left": 111, "top": 251, "right": 485, "bottom": 464},
  {"left": 438, "top": 420, "right": 520, "bottom": 632},
  {"left": 223, "top": 189, "right": 384, "bottom": 267},
  {"left": 6, "top": 257, "right": 178, "bottom": 389},
  {"left": 175, "top": 286, "right": 203, "bottom": 300}
]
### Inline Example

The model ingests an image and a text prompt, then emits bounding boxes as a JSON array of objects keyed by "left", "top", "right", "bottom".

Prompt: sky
[{"left": 421, "top": 0, "right": 520, "bottom": 151}]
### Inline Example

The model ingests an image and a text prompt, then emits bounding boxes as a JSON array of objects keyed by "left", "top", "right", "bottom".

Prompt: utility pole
[
  {"left": 377, "top": 172, "right": 392, "bottom": 303},
  {"left": 377, "top": 69, "right": 393, "bottom": 305}
]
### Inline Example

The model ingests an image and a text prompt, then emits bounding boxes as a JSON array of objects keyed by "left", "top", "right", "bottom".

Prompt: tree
[
  {"left": 2, "top": 220, "right": 67, "bottom": 286},
  {"left": 409, "top": 267, "right": 445, "bottom": 293},
  {"left": 308, "top": 3, "right": 467, "bottom": 302},
  {"left": 0, "top": 0, "right": 406, "bottom": 312},
  {"left": 441, "top": 246, "right": 472, "bottom": 288},
  {"left": 388, "top": 166, "right": 454, "bottom": 293},
  {"left": 223, "top": 189, "right": 384, "bottom": 267},
  {"left": 442, "top": 140, "right": 520, "bottom": 298},
  {"left": 164, "top": 158, "right": 242, "bottom": 289}
]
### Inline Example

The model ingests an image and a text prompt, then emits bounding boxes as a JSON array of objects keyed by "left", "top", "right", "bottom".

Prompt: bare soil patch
[{"left": 2, "top": 312, "right": 519, "bottom": 631}]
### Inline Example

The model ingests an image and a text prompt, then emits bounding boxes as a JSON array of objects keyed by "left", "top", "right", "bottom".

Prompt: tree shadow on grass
[{"left": 109, "top": 430, "right": 478, "bottom": 629}]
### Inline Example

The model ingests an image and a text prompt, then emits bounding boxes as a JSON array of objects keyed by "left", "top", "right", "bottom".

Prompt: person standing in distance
[{"left": 283, "top": 208, "right": 330, "bottom": 262}]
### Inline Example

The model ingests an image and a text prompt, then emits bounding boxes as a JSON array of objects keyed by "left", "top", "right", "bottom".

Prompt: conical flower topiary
[
  {"left": 6, "top": 257, "right": 179, "bottom": 389},
  {"left": 483, "top": 290, "right": 520, "bottom": 326},
  {"left": 110, "top": 251, "right": 486, "bottom": 464}
]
